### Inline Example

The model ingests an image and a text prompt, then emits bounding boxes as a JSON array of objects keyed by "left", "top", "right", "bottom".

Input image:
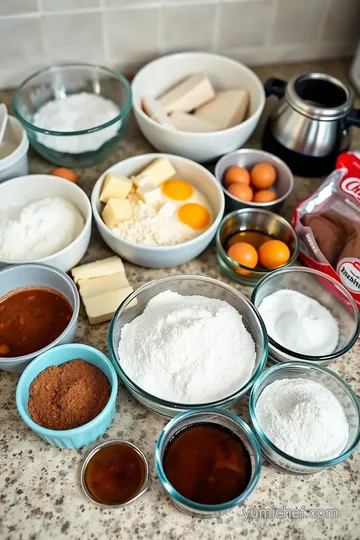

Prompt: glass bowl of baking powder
[
  {"left": 108, "top": 275, "right": 268, "bottom": 417},
  {"left": 249, "top": 362, "right": 360, "bottom": 474},
  {"left": 13, "top": 63, "right": 132, "bottom": 167},
  {"left": 252, "top": 266, "right": 359, "bottom": 366}
]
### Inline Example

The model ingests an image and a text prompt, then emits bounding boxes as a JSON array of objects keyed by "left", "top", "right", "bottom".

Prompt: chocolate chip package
[{"left": 293, "top": 152, "right": 360, "bottom": 307}]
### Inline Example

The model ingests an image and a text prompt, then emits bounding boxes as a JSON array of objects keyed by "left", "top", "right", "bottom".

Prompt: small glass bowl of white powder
[
  {"left": 249, "top": 362, "right": 360, "bottom": 474},
  {"left": 13, "top": 64, "right": 132, "bottom": 167},
  {"left": 251, "top": 267, "right": 359, "bottom": 366},
  {"left": 108, "top": 275, "right": 268, "bottom": 417}
]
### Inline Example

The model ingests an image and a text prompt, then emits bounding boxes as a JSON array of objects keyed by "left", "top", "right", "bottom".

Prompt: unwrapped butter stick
[
  {"left": 195, "top": 89, "right": 249, "bottom": 129},
  {"left": 158, "top": 73, "right": 215, "bottom": 114}
]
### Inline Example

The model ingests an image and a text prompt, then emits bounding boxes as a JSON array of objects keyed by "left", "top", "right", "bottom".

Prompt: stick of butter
[
  {"left": 102, "top": 198, "right": 133, "bottom": 228},
  {"left": 136, "top": 184, "right": 162, "bottom": 205},
  {"left": 83, "top": 286, "right": 136, "bottom": 325},
  {"left": 170, "top": 111, "right": 218, "bottom": 133},
  {"left": 78, "top": 272, "right": 129, "bottom": 298},
  {"left": 71, "top": 256, "right": 125, "bottom": 284},
  {"left": 132, "top": 157, "right": 176, "bottom": 188},
  {"left": 100, "top": 173, "right": 133, "bottom": 203},
  {"left": 195, "top": 89, "right": 249, "bottom": 130},
  {"left": 158, "top": 73, "right": 215, "bottom": 114},
  {"left": 142, "top": 96, "right": 174, "bottom": 127}
]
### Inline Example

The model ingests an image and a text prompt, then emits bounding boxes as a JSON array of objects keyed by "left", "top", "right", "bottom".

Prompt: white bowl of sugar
[{"left": 0, "top": 175, "right": 92, "bottom": 272}]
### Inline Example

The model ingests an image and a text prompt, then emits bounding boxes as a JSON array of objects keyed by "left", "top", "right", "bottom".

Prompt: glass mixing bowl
[
  {"left": 155, "top": 409, "right": 262, "bottom": 517},
  {"left": 108, "top": 275, "right": 268, "bottom": 417},
  {"left": 12, "top": 63, "right": 132, "bottom": 167},
  {"left": 249, "top": 362, "right": 360, "bottom": 474},
  {"left": 251, "top": 266, "right": 359, "bottom": 366}
]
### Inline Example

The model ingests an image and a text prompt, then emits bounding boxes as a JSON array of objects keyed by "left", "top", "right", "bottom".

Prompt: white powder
[
  {"left": 0, "top": 197, "right": 84, "bottom": 260},
  {"left": 118, "top": 291, "right": 256, "bottom": 403},
  {"left": 255, "top": 378, "right": 349, "bottom": 461},
  {"left": 113, "top": 195, "right": 203, "bottom": 246},
  {"left": 258, "top": 289, "right": 339, "bottom": 356},
  {"left": 33, "top": 92, "right": 121, "bottom": 154}
]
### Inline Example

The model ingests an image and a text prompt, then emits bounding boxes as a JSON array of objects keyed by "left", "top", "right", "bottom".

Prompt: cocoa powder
[{"left": 28, "top": 359, "right": 111, "bottom": 430}]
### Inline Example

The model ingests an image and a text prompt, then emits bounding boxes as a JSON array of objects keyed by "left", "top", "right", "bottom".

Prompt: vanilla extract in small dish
[
  {"left": 82, "top": 441, "right": 149, "bottom": 506},
  {"left": 163, "top": 423, "right": 252, "bottom": 505},
  {"left": 225, "top": 229, "right": 274, "bottom": 251}
]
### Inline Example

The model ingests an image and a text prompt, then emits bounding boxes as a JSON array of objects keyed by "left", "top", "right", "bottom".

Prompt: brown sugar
[{"left": 28, "top": 359, "right": 111, "bottom": 430}]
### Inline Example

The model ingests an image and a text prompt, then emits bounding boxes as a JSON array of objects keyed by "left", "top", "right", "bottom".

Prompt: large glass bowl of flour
[
  {"left": 12, "top": 64, "right": 132, "bottom": 167},
  {"left": 108, "top": 275, "right": 268, "bottom": 417}
]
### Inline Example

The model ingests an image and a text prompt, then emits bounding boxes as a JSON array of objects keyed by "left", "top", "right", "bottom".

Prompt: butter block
[
  {"left": 170, "top": 111, "right": 218, "bottom": 133},
  {"left": 158, "top": 73, "right": 215, "bottom": 114},
  {"left": 83, "top": 286, "right": 136, "bottom": 325},
  {"left": 100, "top": 173, "right": 133, "bottom": 203},
  {"left": 195, "top": 89, "right": 249, "bottom": 130},
  {"left": 142, "top": 96, "right": 174, "bottom": 127},
  {"left": 132, "top": 157, "right": 175, "bottom": 188},
  {"left": 102, "top": 198, "right": 133, "bottom": 228},
  {"left": 71, "top": 256, "right": 124, "bottom": 284},
  {"left": 78, "top": 272, "right": 129, "bottom": 298},
  {"left": 136, "top": 184, "right": 162, "bottom": 205}
]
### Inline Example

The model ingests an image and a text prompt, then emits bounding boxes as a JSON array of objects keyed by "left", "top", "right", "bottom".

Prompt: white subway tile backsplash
[
  {"left": 42, "top": 12, "right": 104, "bottom": 62},
  {"left": 104, "top": 7, "right": 160, "bottom": 63},
  {"left": 163, "top": 3, "right": 216, "bottom": 52},
  {"left": 321, "top": 0, "right": 360, "bottom": 44},
  {"left": 0, "top": 0, "right": 357, "bottom": 89},
  {"left": 0, "top": 0, "right": 38, "bottom": 16},
  {"left": 0, "top": 17, "right": 45, "bottom": 70},
  {"left": 219, "top": 1, "right": 273, "bottom": 50},
  {"left": 41, "top": 0, "right": 100, "bottom": 11},
  {"left": 271, "top": 0, "right": 328, "bottom": 46}
]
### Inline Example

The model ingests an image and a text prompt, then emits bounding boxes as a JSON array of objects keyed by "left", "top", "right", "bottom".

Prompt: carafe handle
[
  {"left": 264, "top": 77, "right": 287, "bottom": 99},
  {"left": 346, "top": 107, "right": 360, "bottom": 128}
]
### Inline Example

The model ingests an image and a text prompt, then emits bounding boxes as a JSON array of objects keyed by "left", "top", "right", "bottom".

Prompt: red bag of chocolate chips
[{"left": 293, "top": 152, "right": 360, "bottom": 308}]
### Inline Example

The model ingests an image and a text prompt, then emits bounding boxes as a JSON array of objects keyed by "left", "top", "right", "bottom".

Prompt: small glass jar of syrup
[{"left": 81, "top": 440, "right": 151, "bottom": 507}]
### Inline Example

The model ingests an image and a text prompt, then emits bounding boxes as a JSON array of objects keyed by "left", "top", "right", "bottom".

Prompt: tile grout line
[{"left": 212, "top": 0, "right": 222, "bottom": 53}]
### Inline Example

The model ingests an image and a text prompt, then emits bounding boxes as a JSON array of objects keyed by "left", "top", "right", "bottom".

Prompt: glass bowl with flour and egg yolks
[{"left": 91, "top": 154, "right": 225, "bottom": 268}]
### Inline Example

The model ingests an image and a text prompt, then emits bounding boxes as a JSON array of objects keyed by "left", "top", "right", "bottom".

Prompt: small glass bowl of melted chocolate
[{"left": 155, "top": 409, "right": 261, "bottom": 517}]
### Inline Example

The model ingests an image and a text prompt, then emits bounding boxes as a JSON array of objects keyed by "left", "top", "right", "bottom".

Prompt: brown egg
[
  {"left": 50, "top": 167, "right": 78, "bottom": 184},
  {"left": 224, "top": 166, "right": 251, "bottom": 187},
  {"left": 258, "top": 240, "right": 290, "bottom": 269},
  {"left": 251, "top": 163, "right": 276, "bottom": 189},
  {"left": 253, "top": 189, "right": 277, "bottom": 203},
  {"left": 227, "top": 183, "right": 253, "bottom": 202}
]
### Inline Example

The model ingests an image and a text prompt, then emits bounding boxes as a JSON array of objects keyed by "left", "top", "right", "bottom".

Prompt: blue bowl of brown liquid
[{"left": 155, "top": 409, "right": 261, "bottom": 517}]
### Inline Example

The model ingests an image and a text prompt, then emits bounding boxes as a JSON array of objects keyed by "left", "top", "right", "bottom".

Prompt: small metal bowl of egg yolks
[
  {"left": 215, "top": 149, "right": 294, "bottom": 214},
  {"left": 216, "top": 208, "right": 299, "bottom": 286}
]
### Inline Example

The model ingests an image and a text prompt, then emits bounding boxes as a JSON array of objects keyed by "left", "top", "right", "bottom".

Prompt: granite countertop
[{"left": 0, "top": 59, "right": 359, "bottom": 540}]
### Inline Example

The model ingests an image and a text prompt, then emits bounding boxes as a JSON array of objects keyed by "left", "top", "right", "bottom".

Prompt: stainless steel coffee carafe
[{"left": 262, "top": 73, "right": 360, "bottom": 176}]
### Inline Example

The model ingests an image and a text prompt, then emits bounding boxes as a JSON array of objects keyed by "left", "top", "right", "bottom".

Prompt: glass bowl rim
[
  {"left": 12, "top": 62, "right": 132, "bottom": 136},
  {"left": 251, "top": 266, "right": 360, "bottom": 361},
  {"left": 108, "top": 274, "right": 268, "bottom": 410},
  {"left": 155, "top": 408, "right": 262, "bottom": 511},
  {"left": 249, "top": 361, "right": 360, "bottom": 468},
  {"left": 215, "top": 208, "right": 299, "bottom": 275}
]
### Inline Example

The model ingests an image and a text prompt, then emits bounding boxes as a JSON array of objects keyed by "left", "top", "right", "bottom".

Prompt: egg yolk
[
  {"left": 178, "top": 203, "right": 211, "bottom": 230},
  {"left": 258, "top": 240, "right": 290, "bottom": 269},
  {"left": 162, "top": 179, "right": 193, "bottom": 201},
  {"left": 227, "top": 242, "right": 258, "bottom": 275}
]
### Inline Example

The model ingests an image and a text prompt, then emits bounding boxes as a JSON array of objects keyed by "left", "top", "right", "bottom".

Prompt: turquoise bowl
[{"left": 16, "top": 344, "right": 118, "bottom": 449}]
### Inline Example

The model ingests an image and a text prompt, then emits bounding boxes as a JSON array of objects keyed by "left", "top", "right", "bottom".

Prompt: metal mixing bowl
[
  {"left": 216, "top": 208, "right": 299, "bottom": 286},
  {"left": 215, "top": 149, "right": 294, "bottom": 213}
]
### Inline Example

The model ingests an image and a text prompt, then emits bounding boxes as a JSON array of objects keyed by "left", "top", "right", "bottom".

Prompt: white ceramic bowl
[
  {"left": 91, "top": 153, "right": 225, "bottom": 268},
  {"left": 0, "top": 115, "right": 29, "bottom": 183},
  {"left": 0, "top": 175, "right": 92, "bottom": 272},
  {"left": 131, "top": 52, "right": 265, "bottom": 163}
]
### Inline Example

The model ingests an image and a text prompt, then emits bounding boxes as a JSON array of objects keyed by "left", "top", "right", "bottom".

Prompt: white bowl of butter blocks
[
  {"left": 91, "top": 153, "right": 224, "bottom": 268},
  {"left": 131, "top": 52, "right": 265, "bottom": 162}
]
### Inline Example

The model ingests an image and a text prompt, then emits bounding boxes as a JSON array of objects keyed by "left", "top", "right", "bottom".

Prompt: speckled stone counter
[{"left": 0, "top": 59, "right": 359, "bottom": 540}]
